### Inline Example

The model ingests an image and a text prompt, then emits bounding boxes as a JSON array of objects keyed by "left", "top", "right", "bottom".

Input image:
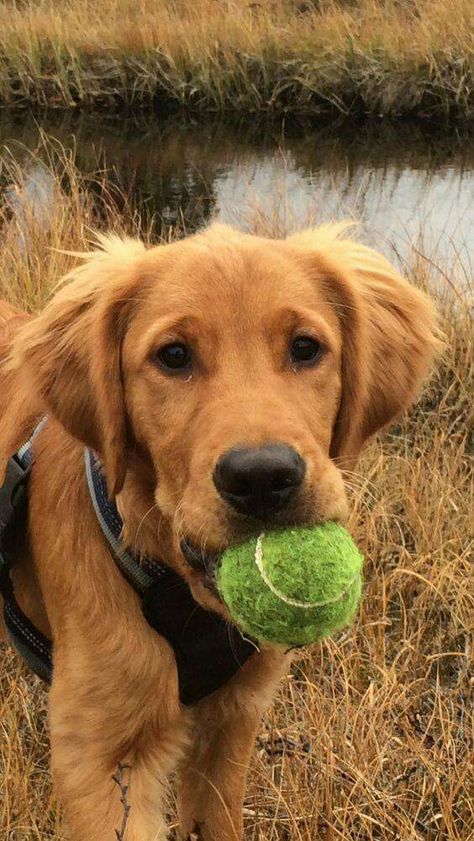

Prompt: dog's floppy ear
[
  {"left": 0, "top": 303, "right": 42, "bottom": 483},
  {"left": 288, "top": 225, "right": 439, "bottom": 463},
  {"left": 7, "top": 236, "right": 146, "bottom": 495}
]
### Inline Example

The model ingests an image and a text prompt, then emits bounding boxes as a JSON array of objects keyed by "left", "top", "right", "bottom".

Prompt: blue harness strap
[
  {"left": 1, "top": 426, "right": 256, "bottom": 704},
  {"left": 84, "top": 450, "right": 156, "bottom": 594},
  {"left": 84, "top": 449, "right": 257, "bottom": 704}
]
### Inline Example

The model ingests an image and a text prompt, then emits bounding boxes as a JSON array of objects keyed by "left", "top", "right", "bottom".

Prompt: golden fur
[{"left": 0, "top": 224, "right": 438, "bottom": 840}]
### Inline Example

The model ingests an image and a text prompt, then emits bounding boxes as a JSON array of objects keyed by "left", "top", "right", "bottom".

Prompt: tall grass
[
  {"left": 0, "top": 142, "right": 473, "bottom": 839},
  {"left": 0, "top": 0, "right": 473, "bottom": 116}
]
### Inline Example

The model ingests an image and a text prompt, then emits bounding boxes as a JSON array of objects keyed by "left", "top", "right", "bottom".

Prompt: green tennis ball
[{"left": 217, "top": 523, "right": 363, "bottom": 647}]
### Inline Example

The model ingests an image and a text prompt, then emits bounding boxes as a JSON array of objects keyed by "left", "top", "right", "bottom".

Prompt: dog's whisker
[
  {"left": 133, "top": 502, "right": 161, "bottom": 553},
  {"left": 344, "top": 481, "right": 379, "bottom": 506}
]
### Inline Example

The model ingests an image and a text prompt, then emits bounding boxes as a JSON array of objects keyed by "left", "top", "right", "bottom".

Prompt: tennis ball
[{"left": 217, "top": 523, "right": 363, "bottom": 647}]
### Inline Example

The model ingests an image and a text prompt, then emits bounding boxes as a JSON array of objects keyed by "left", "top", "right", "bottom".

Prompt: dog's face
[
  {"left": 7, "top": 224, "right": 437, "bottom": 608},
  {"left": 123, "top": 234, "right": 348, "bottom": 560}
]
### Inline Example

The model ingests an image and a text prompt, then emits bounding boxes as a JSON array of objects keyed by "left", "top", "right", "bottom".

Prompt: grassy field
[
  {"left": 0, "top": 0, "right": 473, "bottom": 117},
  {"left": 0, "top": 145, "right": 473, "bottom": 840}
]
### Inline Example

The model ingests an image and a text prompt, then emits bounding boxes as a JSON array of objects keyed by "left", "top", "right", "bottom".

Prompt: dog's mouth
[{"left": 180, "top": 538, "right": 222, "bottom": 598}]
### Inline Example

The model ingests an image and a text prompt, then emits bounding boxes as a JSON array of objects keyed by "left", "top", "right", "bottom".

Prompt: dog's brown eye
[
  {"left": 290, "top": 335, "right": 321, "bottom": 365},
  {"left": 156, "top": 342, "right": 192, "bottom": 373}
]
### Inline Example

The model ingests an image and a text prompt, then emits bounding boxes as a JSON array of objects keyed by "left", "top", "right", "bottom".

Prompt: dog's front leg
[
  {"left": 48, "top": 638, "right": 188, "bottom": 841},
  {"left": 177, "top": 648, "right": 290, "bottom": 841}
]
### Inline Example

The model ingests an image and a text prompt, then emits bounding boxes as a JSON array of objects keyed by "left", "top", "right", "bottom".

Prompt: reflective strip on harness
[{"left": 84, "top": 449, "right": 156, "bottom": 594}]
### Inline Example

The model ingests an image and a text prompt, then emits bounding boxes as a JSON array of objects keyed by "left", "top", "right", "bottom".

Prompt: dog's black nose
[{"left": 213, "top": 444, "right": 306, "bottom": 519}]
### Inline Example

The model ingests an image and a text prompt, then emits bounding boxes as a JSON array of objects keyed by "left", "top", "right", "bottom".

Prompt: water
[{"left": 1, "top": 111, "right": 473, "bottom": 270}]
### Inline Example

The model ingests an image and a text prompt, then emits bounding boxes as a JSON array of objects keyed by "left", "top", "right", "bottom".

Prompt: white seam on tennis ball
[{"left": 254, "top": 533, "right": 358, "bottom": 609}]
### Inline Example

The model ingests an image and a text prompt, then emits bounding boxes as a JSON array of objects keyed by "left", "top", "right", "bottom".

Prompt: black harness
[{"left": 0, "top": 428, "right": 256, "bottom": 705}]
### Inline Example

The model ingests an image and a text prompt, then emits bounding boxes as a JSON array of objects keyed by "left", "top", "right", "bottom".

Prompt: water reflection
[{"left": 0, "top": 112, "right": 472, "bottom": 265}]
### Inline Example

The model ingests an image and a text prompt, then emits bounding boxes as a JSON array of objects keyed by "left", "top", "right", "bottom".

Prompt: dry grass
[
  {"left": 0, "top": 0, "right": 473, "bottom": 116},
  {"left": 0, "top": 143, "right": 473, "bottom": 840}
]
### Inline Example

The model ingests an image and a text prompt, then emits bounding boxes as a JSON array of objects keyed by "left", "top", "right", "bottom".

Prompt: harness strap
[
  {"left": 84, "top": 449, "right": 156, "bottom": 595},
  {"left": 1, "top": 425, "right": 256, "bottom": 704},
  {"left": 3, "top": 596, "right": 52, "bottom": 683},
  {"left": 0, "top": 419, "right": 53, "bottom": 683},
  {"left": 84, "top": 448, "right": 257, "bottom": 705}
]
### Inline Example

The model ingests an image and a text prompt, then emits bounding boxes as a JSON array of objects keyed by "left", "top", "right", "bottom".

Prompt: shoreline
[
  {"left": 0, "top": 68, "right": 471, "bottom": 120},
  {"left": 1, "top": 101, "right": 474, "bottom": 123},
  {"left": 0, "top": 0, "right": 472, "bottom": 119}
]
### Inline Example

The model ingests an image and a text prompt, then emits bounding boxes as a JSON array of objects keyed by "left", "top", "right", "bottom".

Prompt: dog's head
[{"left": 2, "top": 224, "right": 438, "bottom": 609}]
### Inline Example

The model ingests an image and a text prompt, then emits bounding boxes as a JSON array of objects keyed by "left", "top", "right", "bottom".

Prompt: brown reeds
[{"left": 0, "top": 141, "right": 472, "bottom": 839}]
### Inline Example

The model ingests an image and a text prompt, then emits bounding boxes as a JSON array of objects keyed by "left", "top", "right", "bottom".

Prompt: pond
[{"left": 1, "top": 111, "right": 473, "bottom": 271}]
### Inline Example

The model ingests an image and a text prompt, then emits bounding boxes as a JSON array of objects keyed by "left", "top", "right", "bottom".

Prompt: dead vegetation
[
  {"left": 0, "top": 0, "right": 473, "bottom": 117},
  {"left": 0, "top": 142, "right": 472, "bottom": 840}
]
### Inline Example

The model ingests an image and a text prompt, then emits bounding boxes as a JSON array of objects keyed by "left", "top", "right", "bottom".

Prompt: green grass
[{"left": 0, "top": 0, "right": 473, "bottom": 117}]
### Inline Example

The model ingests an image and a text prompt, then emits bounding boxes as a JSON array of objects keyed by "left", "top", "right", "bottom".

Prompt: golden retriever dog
[{"left": 0, "top": 223, "right": 437, "bottom": 841}]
